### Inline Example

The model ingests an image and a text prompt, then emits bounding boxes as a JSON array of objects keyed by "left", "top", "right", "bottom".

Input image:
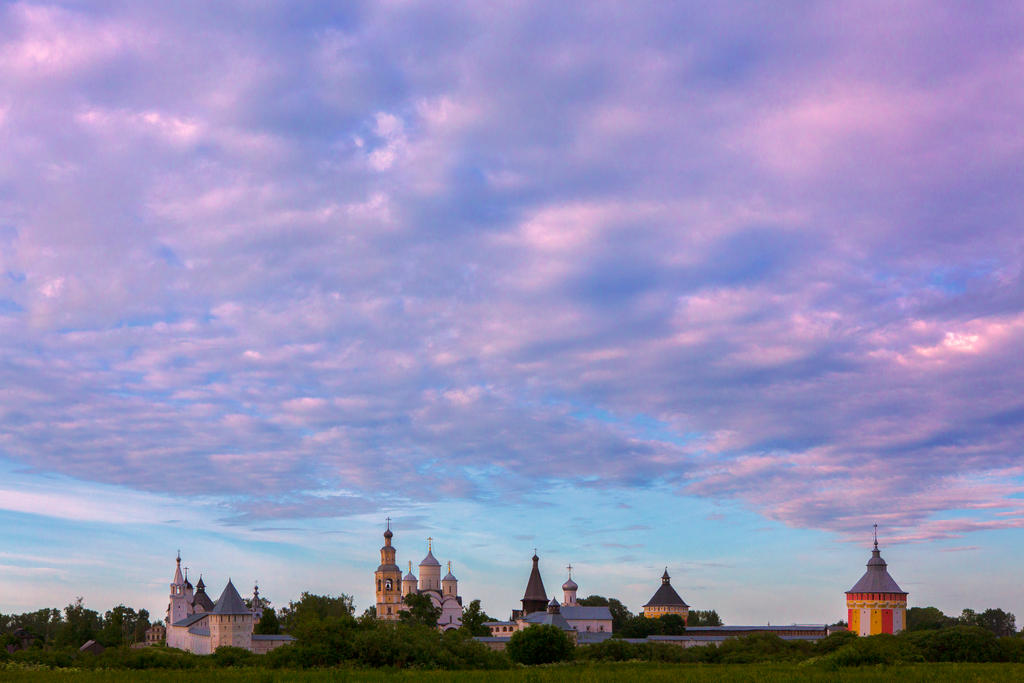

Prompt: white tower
[
  {"left": 419, "top": 538, "right": 442, "bottom": 592},
  {"left": 442, "top": 561, "right": 458, "bottom": 597},
  {"left": 402, "top": 561, "right": 418, "bottom": 596},
  {"left": 167, "top": 551, "right": 191, "bottom": 625}
]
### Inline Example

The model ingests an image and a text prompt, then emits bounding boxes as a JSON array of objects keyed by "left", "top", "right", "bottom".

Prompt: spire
[
  {"left": 873, "top": 523, "right": 879, "bottom": 551},
  {"left": 383, "top": 517, "right": 393, "bottom": 542},
  {"left": 172, "top": 551, "right": 184, "bottom": 586},
  {"left": 662, "top": 567, "right": 671, "bottom": 584},
  {"left": 521, "top": 550, "right": 548, "bottom": 614}
]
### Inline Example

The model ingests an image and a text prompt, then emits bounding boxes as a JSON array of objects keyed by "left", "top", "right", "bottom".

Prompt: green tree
[
  {"left": 358, "top": 605, "right": 377, "bottom": 625},
  {"left": 398, "top": 593, "right": 441, "bottom": 627},
  {"left": 459, "top": 599, "right": 493, "bottom": 636},
  {"left": 907, "top": 606, "right": 955, "bottom": 631},
  {"left": 506, "top": 624, "right": 573, "bottom": 665},
  {"left": 578, "top": 595, "right": 632, "bottom": 632},
  {"left": 56, "top": 598, "right": 101, "bottom": 648},
  {"left": 278, "top": 592, "right": 355, "bottom": 632},
  {"left": 976, "top": 608, "right": 1017, "bottom": 637},
  {"left": 689, "top": 609, "right": 723, "bottom": 626},
  {"left": 255, "top": 606, "right": 281, "bottom": 635}
]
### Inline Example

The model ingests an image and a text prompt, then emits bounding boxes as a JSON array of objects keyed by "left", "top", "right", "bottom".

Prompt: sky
[{"left": 1, "top": 0, "right": 1024, "bottom": 626}]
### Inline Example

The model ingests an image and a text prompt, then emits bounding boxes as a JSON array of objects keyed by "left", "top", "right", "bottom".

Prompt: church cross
[
  {"left": 873, "top": 523, "right": 879, "bottom": 548},
  {"left": 428, "top": 536, "right": 433, "bottom": 551},
  {"left": 386, "top": 516, "right": 391, "bottom": 530},
  {"left": 566, "top": 563, "right": 573, "bottom": 579}
]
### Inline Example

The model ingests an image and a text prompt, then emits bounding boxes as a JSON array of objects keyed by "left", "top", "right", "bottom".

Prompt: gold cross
[{"left": 428, "top": 536, "right": 433, "bottom": 551}]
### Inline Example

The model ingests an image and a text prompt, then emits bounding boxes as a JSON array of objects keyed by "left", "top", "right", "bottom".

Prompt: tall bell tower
[{"left": 375, "top": 519, "right": 403, "bottom": 620}]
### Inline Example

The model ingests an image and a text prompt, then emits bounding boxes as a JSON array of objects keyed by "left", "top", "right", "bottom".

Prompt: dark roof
[
  {"left": 643, "top": 571, "right": 689, "bottom": 608},
  {"left": 193, "top": 588, "right": 215, "bottom": 612},
  {"left": 252, "top": 634, "right": 295, "bottom": 641},
  {"left": 172, "top": 613, "right": 208, "bottom": 628},
  {"left": 187, "top": 627, "right": 210, "bottom": 637},
  {"left": 523, "top": 610, "right": 573, "bottom": 631},
  {"left": 522, "top": 554, "right": 547, "bottom": 602},
  {"left": 420, "top": 548, "right": 441, "bottom": 567},
  {"left": 846, "top": 546, "right": 906, "bottom": 594},
  {"left": 211, "top": 579, "right": 252, "bottom": 615}
]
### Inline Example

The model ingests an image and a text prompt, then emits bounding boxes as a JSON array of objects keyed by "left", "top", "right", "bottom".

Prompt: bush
[
  {"left": 506, "top": 625, "right": 573, "bottom": 665},
  {"left": 819, "top": 633, "right": 924, "bottom": 668},
  {"left": 902, "top": 625, "right": 1000, "bottom": 662},
  {"left": 212, "top": 645, "right": 256, "bottom": 667}
]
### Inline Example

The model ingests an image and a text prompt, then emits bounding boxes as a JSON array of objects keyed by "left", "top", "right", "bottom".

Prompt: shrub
[
  {"left": 819, "top": 633, "right": 924, "bottom": 668},
  {"left": 212, "top": 645, "right": 256, "bottom": 667},
  {"left": 506, "top": 625, "right": 573, "bottom": 665},
  {"left": 902, "top": 625, "right": 1000, "bottom": 662}
]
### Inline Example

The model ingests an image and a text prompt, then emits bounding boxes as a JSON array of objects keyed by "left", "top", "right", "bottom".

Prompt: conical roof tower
[
  {"left": 845, "top": 525, "right": 908, "bottom": 636},
  {"left": 521, "top": 550, "right": 548, "bottom": 615}
]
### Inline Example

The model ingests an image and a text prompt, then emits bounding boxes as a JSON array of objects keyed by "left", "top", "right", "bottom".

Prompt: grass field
[{"left": 3, "top": 663, "right": 1024, "bottom": 682}]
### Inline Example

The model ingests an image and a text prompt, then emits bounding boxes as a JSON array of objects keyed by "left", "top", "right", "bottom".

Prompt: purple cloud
[{"left": 1, "top": 0, "right": 1023, "bottom": 547}]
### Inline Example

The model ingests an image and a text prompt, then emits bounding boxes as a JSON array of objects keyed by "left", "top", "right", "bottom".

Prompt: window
[
  {"left": 377, "top": 580, "right": 381, "bottom": 591},
  {"left": 385, "top": 579, "right": 393, "bottom": 591}
]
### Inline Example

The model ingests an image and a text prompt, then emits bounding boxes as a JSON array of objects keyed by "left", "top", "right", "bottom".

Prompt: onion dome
[
  {"left": 562, "top": 577, "right": 578, "bottom": 591},
  {"left": 420, "top": 538, "right": 442, "bottom": 567}
]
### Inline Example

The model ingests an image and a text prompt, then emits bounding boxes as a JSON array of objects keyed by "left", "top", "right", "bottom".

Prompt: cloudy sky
[{"left": 2, "top": 1, "right": 1023, "bottom": 624}]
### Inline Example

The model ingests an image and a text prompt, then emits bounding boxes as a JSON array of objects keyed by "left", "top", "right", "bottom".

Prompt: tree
[
  {"left": 255, "top": 606, "right": 281, "bottom": 635},
  {"left": 976, "top": 608, "right": 1017, "bottom": 637},
  {"left": 57, "top": 598, "right": 101, "bottom": 648},
  {"left": 506, "top": 624, "right": 573, "bottom": 665},
  {"left": 689, "top": 609, "right": 723, "bottom": 626},
  {"left": 459, "top": 599, "right": 494, "bottom": 636},
  {"left": 398, "top": 593, "right": 441, "bottom": 628},
  {"left": 278, "top": 592, "right": 355, "bottom": 632},
  {"left": 578, "top": 596, "right": 632, "bottom": 632},
  {"left": 359, "top": 606, "right": 377, "bottom": 625},
  {"left": 907, "top": 606, "right": 955, "bottom": 631}
]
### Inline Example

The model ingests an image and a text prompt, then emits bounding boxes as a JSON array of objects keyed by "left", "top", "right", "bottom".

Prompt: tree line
[{"left": 1, "top": 599, "right": 151, "bottom": 649}]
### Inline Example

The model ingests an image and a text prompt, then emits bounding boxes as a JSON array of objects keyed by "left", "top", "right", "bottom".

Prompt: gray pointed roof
[
  {"left": 643, "top": 569, "right": 689, "bottom": 608},
  {"left": 846, "top": 545, "right": 906, "bottom": 594},
  {"left": 443, "top": 570, "right": 457, "bottom": 581},
  {"left": 210, "top": 579, "right": 252, "bottom": 615}
]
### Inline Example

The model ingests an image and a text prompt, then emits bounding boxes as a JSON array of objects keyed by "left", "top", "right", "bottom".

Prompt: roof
[
  {"left": 562, "top": 578, "right": 578, "bottom": 591},
  {"left": 188, "top": 627, "right": 210, "bottom": 637},
  {"left": 577, "top": 631, "right": 614, "bottom": 645},
  {"left": 420, "top": 549, "right": 441, "bottom": 567},
  {"left": 193, "top": 589, "right": 215, "bottom": 612},
  {"left": 643, "top": 573, "right": 689, "bottom": 608},
  {"left": 561, "top": 605, "right": 612, "bottom": 621},
  {"left": 846, "top": 545, "right": 906, "bottom": 594},
  {"left": 443, "top": 571, "right": 457, "bottom": 581},
  {"left": 252, "top": 634, "right": 296, "bottom": 641},
  {"left": 211, "top": 579, "right": 252, "bottom": 615},
  {"left": 523, "top": 610, "right": 573, "bottom": 631},
  {"left": 522, "top": 553, "right": 547, "bottom": 602},
  {"left": 172, "top": 613, "right": 208, "bottom": 628}
]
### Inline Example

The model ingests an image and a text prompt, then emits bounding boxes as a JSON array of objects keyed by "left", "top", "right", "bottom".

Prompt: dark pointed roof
[
  {"left": 192, "top": 579, "right": 215, "bottom": 611},
  {"left": 846, "top": 542, "right": 906, "bottom": 594},
  {"left": 643, "top": 568, "right": 689, "bottom": 608},
  {"left": 420, "top": 548, "right": 441, "bottom": 567},
  {"left": 523, "top": 552, "right": 547, "bottom": 602},
  {"left": 210, "top": 579, "right": 252, "bottom": 615},
  {"left": 196, "top": 575, "right": 206, "bottom": 590}
]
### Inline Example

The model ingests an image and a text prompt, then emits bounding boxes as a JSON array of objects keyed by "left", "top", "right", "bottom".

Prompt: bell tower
[{"left": 375, "top": 518, "right": 403, "bottom": 620}]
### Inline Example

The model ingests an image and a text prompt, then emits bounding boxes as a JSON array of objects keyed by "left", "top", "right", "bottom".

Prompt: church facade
[{"left": 374, "top": 521, "right": 463, "bottom": 629}]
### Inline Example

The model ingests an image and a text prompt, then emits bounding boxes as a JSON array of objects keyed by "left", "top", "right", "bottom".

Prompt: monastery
[{"left": 163, "top": 552, "right": 294, "bottom": 654}]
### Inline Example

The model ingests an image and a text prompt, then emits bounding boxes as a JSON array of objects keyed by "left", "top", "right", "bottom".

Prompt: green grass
[{"left": 2, "top": 663, "right": 1024, "bottom": 682}]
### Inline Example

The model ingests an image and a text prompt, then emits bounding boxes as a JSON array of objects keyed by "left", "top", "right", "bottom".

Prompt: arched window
[{"left": 385, "top": 578, "right": 393, "bottom": 591}]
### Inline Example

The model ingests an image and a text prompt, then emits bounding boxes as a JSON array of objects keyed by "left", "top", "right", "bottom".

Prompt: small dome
[
  {"left": 420, "top": 548, "right": 441, "bottom": 567},
  {"left": 404, "top": 571, "right": 417, "bottom": 581},
  {"left": 384, "top": 528, "right": 393, "bottom": 539},
  {"left": 562, "top": 578, "right": 578, "bottom": 591},
  {"left": 443, "top": 571, "right": 457, "bottom": 581},
  {"left": 548, "top": 597, "right": 559, "bottom": 606}
]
